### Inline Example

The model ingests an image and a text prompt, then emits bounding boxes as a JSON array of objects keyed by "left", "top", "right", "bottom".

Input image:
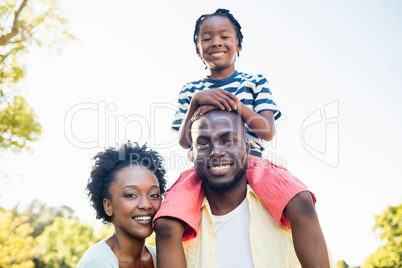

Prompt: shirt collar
[{"left": 201, "top": 184, "right": 256, "bottom": 211}]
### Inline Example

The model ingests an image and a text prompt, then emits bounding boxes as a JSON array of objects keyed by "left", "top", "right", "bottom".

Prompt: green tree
[
  {"left": 337, "top": 260, "right": 350, "bottom": 268},
  {"left": 19, "top": 199, "right": 75, "bottom": 238},
  {"left": 0, "top": 207, "right": 36, "bottom": 268},
  {"left": 35, "top": 217, "right": 96, "bottom": 268},
  {"left": 0, "top": 0, "right": 74, "bottom": 152},
  {"left": 94, "top": 224, "right": 114, "bottom": 241},
  {"left": 0, "top": 96, "right": 41, "bottom": 152},
  {"left": 363, "top": 204, "right": 402, "bottom": 268}
]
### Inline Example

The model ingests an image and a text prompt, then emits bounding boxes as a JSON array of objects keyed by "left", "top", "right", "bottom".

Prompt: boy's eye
[{"left": 202, "top": 38, "right": 211, "bottom": 41}]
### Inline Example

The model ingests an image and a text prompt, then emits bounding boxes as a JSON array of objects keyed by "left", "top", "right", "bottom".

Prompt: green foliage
[
  {"left": 0, "top": 203, "right": 108, "bottom": 267},
  {"left": 0, "top": 207, "right": 35, "bottom": 268},
  {"left": 0, "top": 96, "right": 42, "bottom": 152},
  {"left": 337, "top": 260, "right": 350, "bottom": 268},
  {"left": 94, "top": 224, "right": 114, "bottom": 241},
  {"left": 35, "top": 217, "right": 96, "bottom": 268},
  {"left": 0, "top": 0, "right": 74, "bottom": 152},
  {"left": 19, "top": 199, "right": 75, "bottom": 238},
  {"left": 0, "top": 201, "right": 156, "bottom": 267},
  {"left": 363, "top": 204, "right": 402, "bottom": 268},
  {"left": 146, "top": 232, "right": 156, "bottom": 246},
  {"left": 0, "top": 0, "right": 75, "bottom": 86}
]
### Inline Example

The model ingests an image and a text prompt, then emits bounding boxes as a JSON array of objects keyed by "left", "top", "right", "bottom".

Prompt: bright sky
[{"left": 1, "top": 0, "right": 401, "bottom": 266}]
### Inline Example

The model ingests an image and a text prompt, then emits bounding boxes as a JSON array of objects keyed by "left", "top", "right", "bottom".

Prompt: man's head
[{"left": 191, "top": 110, "right": 250, "bottom": 192}]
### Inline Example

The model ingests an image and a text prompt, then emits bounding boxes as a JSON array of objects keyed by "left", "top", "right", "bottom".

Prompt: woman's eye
[
  {"left": 150, "top": 193, "right": 160, "bottom": 198},
  {"left": 126, "top": 193, "right": 137, "bottom": 198}
]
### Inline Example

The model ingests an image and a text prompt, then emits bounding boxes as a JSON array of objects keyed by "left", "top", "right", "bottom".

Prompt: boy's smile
[{"left": 197, "top": 15, "right": 241, "bottom": 78}]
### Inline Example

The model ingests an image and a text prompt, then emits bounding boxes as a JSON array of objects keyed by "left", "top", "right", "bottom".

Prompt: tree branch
[{"left": 0, "top": 0, "right": 29, "bottom": 46}]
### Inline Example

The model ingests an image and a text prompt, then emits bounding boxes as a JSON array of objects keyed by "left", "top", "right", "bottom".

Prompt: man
[{"left": 155, "top": 110, "right": 334, "bottom": 267}]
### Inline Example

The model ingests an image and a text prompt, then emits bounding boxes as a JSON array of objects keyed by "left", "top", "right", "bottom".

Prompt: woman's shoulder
[{"left": 77, "top": 240, "right": 118, "bottom": 268}]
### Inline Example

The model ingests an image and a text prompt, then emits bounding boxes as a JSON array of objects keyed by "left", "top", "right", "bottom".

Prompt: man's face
[{"left": 191, "top": 111, "right": 250, "bottom": 192}]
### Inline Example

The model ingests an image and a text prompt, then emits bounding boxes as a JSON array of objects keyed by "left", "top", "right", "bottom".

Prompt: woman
[{"left": 77, "top": 142, "right": 167, "bottom": 268}]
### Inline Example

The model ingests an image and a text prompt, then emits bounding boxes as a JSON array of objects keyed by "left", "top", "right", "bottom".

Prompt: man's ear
[
  {"left": 187, "top": 147, "right": 194, "bottom": 162},
  {"left": 245, "top": 137, "right": 250, "bottom": 154},
  {"left": 103, "top": 198, "right": 113, "bottom": 217}
]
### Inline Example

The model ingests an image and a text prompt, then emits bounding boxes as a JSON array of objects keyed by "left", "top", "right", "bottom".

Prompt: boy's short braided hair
[
  {"left": 86, "top": 142, "right": 167, "bottom": 223},
  {"left": 193, "top": 8, "right": 244, "bottom": 54}
]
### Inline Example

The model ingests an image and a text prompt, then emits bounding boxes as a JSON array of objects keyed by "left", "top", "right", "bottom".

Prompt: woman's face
[{"left": 104, "top": 165, "right": 161, "bottom": 240}]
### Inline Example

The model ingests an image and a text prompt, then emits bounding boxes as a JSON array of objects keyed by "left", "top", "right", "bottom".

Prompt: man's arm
[
  {"left": 155, "top": 217, "right": 187, "bottom": 268},
  {"left": 284, "top": 191, "right": 330, "bottom": 268}
]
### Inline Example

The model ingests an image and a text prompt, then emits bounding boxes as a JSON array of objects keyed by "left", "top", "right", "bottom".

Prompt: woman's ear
[{"left": 103, "top": 198, "right": 113, "bottom": 217}]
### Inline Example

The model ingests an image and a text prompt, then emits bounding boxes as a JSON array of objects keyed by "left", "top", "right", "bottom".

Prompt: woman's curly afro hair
[{"left": 86, "top": 142, "right": 167, "bottom": 223}]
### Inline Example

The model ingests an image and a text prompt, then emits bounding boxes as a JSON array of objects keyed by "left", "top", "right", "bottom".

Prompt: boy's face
[{"left": 197, "top": 16, "right": 241, "bottom": 73}]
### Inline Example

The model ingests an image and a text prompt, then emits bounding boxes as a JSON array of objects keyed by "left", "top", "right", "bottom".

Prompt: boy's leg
[
  {"left": 155, "top": 217, "right": 187, "bottom": 268},
  {"left": 249, "top": 149, "right": 262, "bottom": 158}
]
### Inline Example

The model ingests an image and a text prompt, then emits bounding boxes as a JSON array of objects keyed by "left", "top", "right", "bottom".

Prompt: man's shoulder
[
  {"left": 246, "top": 155, "right": 307, "bottom": 187},
  {"left": 166, "top": 167, "right": 202, "bottom": 192},
  {"left": 247, "top": 155, "right": 287, "bottom": 173},
  {"left": 180, "top": 166, "right": 197, "bottom": 176}
]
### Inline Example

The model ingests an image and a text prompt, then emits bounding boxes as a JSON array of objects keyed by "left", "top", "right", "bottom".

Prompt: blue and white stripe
[{"left": 172, "top": 71, "right": 281, "bottom": 152}]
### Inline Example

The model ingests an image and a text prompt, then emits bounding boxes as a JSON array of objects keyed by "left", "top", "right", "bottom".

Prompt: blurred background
[{"left": 1, "top": 0, "right": 401, "bottom": 267}]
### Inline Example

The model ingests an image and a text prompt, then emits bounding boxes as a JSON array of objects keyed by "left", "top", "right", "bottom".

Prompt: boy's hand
[
  {"left": 179, "top": 88, "right": 239, "bottom": 149},
  {"left": 193, "top": 88, "right": 238, "bottom": 111},
  {"left": 192, "top": 105, "right": 220, "bottom": 121}
]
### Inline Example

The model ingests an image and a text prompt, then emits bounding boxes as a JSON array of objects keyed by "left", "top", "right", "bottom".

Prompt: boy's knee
[{"left": 155, "top": 217, "right": 186, "bottom": 240}]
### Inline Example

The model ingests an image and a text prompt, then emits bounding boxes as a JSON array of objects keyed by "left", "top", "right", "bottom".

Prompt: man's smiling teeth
[
  {"left": 210, "top": 165, "right": 231, "bottom": 170},
  {"left": 134, "top": 216, "right": 151, "bottom": 221}
]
